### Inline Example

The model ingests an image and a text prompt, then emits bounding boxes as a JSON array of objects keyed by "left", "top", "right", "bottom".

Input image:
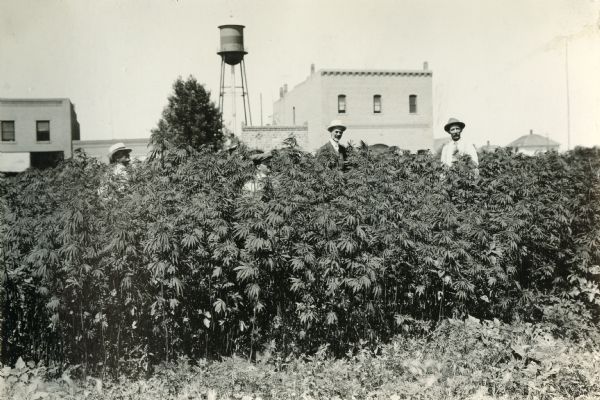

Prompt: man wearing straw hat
[
  {"left": 98, "top": 142, "right": 132, "bottom": 198},
  {"left": 440, "top": 117, "right": 478, "bottom": 169},
  {"left": 107, "top": 142, "right": 132, "bottom": 177},
  {"left": 316, "top": 119, "right": 348, "bottom": 170}
]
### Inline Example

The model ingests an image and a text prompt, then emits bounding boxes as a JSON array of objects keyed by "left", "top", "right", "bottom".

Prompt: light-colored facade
[
  {"left": 73, "top": 138, "right": 151, "bottom": 163},
  {"left": 0, "top": 98, "right": 80, "bottom": 172},
  {"left": 271, "top": 67, "right": 433, "bottom": 152}
]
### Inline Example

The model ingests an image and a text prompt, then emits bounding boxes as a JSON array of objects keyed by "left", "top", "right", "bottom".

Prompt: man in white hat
[
  {"left": 316, "top": 119, "right": 347, "bottom": 170},
  {"left": 98, "top": 142, "right": 132, "bottom": 198},
  {"left": 107, "top": 142, "right": 132, "bottom": 177},
  {"left": 440, "top": 118, "right": 478, "bottom": 170},
  {"left": 108, "top": 142, "right": 132, "bottom": 166}
]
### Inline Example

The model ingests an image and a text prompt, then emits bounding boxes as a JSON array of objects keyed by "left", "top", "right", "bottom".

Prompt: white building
[
  {"left": 0, "top": 98, "right": 80, "bottom": 172},
  {"left": 242, "top": 64, "right": 433, "bottom": 152}
]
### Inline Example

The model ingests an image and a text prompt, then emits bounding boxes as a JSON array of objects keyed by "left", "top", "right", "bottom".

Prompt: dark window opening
[
  {"left": 337, "top": 95, "right": 346, "bottom": 113},
  {"left": 36, "top": 121, "right": 50, "bottom": 141},
  {"left": 409, "top": 95, "right": 417, "bottom": 114},
  {"left": 30, "top": 151, "right": 64, "bottom": 169},
  {"left": 373, "top": 95, "right": 382, "bottom": 113},
  {"left": 1, "top": 121, "right": 15, "bottom": 141}
]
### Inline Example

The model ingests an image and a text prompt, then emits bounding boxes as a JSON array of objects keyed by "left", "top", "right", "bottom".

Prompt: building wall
[
  {"left": 74, "top": 138, "right": 151, "bottom": 163},
  {"left": 241, "top": 126, "right": 308, "bottom": 151},
  {"left": 273, "top": 74, "right": 320, "bottom": 136},
  {"left": 273, "top": 69, "right": 433, "bottom": 152},
  {"left": 0, "top": 98, "right": 76, "bottom": 157}
]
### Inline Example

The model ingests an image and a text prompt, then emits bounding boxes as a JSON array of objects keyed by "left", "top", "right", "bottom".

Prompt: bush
[
  {"left": 1, "top": 145, "right": 599, "bottom": 374},
  {"left": 2, "top": 319, "right": 600, "bottom": 399}
]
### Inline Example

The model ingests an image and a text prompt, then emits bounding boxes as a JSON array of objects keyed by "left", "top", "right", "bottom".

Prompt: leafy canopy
[{"left": 150, "top": 76, "right": 223, "bottom": 153}]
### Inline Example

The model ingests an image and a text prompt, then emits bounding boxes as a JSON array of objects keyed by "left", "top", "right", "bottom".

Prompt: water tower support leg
[
  {"left": 218, "top": 58, "right": 225, "bottom": 114},
  {"left": 241, "top": 59, "right": 253, "bottom": 126},
  {"left": 240, "top": 62, "right": 249, "bottom": 127}
]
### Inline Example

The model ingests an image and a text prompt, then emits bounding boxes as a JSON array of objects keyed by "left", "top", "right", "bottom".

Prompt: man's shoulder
[{"left": 317, "top": 142, "right": 334, "bottom": 154}]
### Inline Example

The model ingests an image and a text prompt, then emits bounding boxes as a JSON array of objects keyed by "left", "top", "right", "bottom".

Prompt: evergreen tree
[{"left": 150, "top": 76, "right": 223, "bottom": 154}]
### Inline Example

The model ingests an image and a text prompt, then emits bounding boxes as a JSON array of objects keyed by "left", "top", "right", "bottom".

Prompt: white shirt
[
  {"left": 440, "top": 139, "right": 479, "bottom": 167},
  {"left": 329, "top": 138, "right": 340, "bottom": 153}
]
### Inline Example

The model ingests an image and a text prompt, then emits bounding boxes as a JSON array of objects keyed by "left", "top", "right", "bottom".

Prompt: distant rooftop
[{"left": 508, "top": 131, "right": 559, "bottom": 148}]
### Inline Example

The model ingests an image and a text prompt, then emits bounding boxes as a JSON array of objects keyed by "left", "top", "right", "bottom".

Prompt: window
[
  {"left": 337, "top": 95, "right": 346, "bottom": 113},
  {"left": 373, "top": 95, "right": 382, "bottom": 113},
  {"left": 36, "top": 121, "right": 50, "bottom": 141},
  {"left": 409, "top": 95, "right": 417, "bottom": 114},
  {"left": 293, "top": 106, "right": 296, "bottom": 125},
  {"left": 1, "top": 121, "right": 15, "bottom": 141}
]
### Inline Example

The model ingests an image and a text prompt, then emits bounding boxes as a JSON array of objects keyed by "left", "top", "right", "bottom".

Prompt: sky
[{"left": 1, "top": 0, "right": 599, "bottom": 149}]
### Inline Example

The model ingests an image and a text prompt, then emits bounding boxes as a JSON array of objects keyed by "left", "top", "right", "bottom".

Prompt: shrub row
[
  {"left": 1, "top": 144, "right": 599, "bottom": 373},
  {"left": 2, "top": 319, "right": 600, "bottom": 399}
]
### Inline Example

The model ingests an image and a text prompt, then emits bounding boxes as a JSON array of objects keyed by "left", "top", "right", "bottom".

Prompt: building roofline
[
  {"left": 73, "top": 138, "right": 150, "bottom": 145},
  {"left": 507, "top": 133, "right": 560, "bottom": 147},
  {"left": 242, "top": 125, "right": 308, "bottom": 131},
  {"left": 319, "top": 69, "right": 432, "bottom": 77},
  {"left": 0, "top": 98, "right": 73, "bottom": 102}
]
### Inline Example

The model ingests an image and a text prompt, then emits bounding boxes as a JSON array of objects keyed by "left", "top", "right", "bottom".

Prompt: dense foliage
[
  {"left": 1, "top": 143, "right": 599, "bottom": 376},
  {"left": 2, "top": 319, "right": 600, "bottom": 399},
  {"left": 149, "top": 76, "right": 223, "bottom": 154}
]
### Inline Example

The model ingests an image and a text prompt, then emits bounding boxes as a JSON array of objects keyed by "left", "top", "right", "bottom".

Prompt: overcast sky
[{"left": 1, "top": 0, "right": 599, "bottom": 149}]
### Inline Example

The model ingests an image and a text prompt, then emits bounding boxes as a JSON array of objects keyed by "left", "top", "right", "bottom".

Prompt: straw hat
[
  {"left": 108, "top": 142, "right": 132, "bottom": 162},
  {"left": 327, "top": 120, "right": 346, "bottom": 132}
]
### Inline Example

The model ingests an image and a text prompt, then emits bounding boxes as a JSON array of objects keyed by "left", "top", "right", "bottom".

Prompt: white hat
[
  {"left": 327, "top": 120, "right": 346, "bottom": 132},
  {"left": 108, "top": 142, "right": 132, "bottom": 161}
]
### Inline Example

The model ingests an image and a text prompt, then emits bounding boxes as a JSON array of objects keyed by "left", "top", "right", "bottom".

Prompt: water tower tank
[{"left": 217, "top": 24, "right": 247, "bottom": 66}]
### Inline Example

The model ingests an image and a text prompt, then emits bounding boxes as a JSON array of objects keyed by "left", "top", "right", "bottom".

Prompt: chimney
[
  {"left": 284, "top": 83, "right": 288, "bottom": 94},
  {"left": 279, "top": 87, "right": 284, "bottom": 98},
  {"left": 310, "top": 63, "right": 315, "bottom": 75},
  {"left": 530, "top": 129, "right": 533, "bottom": 135},
  {"left": 423, "top": 61, "right": 429, "bottom": 71}
]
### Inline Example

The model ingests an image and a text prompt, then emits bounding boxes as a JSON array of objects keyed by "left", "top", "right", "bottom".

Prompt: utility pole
[{"left": 565, "top": 39, "right": 571, "bottom": 151}]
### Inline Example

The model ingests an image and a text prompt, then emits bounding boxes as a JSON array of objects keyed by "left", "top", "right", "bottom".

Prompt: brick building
[{"left": 243, "top": 65, "right": 433, "bottom": 152}]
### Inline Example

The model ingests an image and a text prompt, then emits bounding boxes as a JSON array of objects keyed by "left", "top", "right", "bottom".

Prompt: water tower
[{"left": 217, "top": 24, "right": 252, "bottom": 134}]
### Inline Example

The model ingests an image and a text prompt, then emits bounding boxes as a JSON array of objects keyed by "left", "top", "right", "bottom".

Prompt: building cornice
[
  {"left": 0, "top": 98, "right": 70, "bottom": 106},
  {"left": 242, "top": 125, "right": 308, "bottom": 132},
  {"left": 320, "top": 69, "right": 432, "bottom": 77}
]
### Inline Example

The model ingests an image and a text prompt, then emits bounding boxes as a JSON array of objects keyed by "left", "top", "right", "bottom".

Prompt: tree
[{"left": 150, "top": 76, "right": 223, "bottom": 154}]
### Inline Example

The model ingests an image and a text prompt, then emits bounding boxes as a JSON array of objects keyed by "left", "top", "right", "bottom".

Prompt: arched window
[
  {"left": 373, "top": 95, "right": 382, "bottom": 113},
  {"left": 337, "top": 94, "right": 346, "bottom": 113},
  {"left": 409, "top": 94, "right": 417, "bottom": 114}
]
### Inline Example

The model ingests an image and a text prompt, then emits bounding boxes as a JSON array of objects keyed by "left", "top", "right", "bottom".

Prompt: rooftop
[{"left": 508, "top": 131, "right": 560, "bottom": 148}]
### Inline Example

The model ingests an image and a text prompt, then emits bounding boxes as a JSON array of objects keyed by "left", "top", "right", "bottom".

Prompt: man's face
[
  {"left": 115, "top": 150, "right": 131, "bottom": 166},
  {"left": 448, "top": 125, "right": 462, "bottom": 142},
  {"left": 330, "top": 127, "right": 344, "bottom": 142}
]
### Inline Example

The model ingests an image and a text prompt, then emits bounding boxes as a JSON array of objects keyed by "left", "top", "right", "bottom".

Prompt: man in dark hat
[
  {"left": 316, "top": 119, "right": 348, "bottom": 170},
  {"left": 243, "top": 151, "right": 273, "bottom": 195},
  {"left": 440, "top": 117, "right": 478, "bottom": 169}
]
